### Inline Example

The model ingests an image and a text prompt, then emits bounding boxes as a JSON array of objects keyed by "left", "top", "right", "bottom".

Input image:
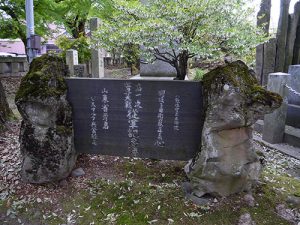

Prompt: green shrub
[
  {"left": 193, "top": 68, "right": 207, "bottom": 81},
  {"left": 56, "top": 34, "right": 91, "bottom": 63}
]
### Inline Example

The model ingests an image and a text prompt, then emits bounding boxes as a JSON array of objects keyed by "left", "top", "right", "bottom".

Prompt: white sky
[{"left": 253, "top": 0, "right": 299, "bottom": 33}]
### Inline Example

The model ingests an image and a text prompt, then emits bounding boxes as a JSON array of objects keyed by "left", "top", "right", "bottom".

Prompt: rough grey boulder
[
  {"left": 185, "top": 61, "right": 282, "bottom": 197},
  {"left": 15, "top": 55, "right": 77, "bottom": 183}
]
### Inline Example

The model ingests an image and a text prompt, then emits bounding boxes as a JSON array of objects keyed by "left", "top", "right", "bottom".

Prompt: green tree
[
  {"left": 0, "top": 0, "right": 113, "bottom": 52},
  {"left": 55, "top": 34, "right": 91, "bottom": 63},
  {"left": 0, "top": 0, "right": 57, "bottom": 49},
  {"left": 53, "top": 0, "right": 114, "bottom": 38},
  {"left": 94, "top": 0, "right": 266, "bottom": 80}
]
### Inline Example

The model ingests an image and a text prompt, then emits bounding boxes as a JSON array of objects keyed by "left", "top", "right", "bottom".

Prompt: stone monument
[
  {"left": 15, "top": 55, "right": 77, "bottom": 183},
  {"left": 90, "top": 17, "right": 105, "bottom": 78},
  {"left": 185, "top": 61, "right": 282, "bottom": 198}
]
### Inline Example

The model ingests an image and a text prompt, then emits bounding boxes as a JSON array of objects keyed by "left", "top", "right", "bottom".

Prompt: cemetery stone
[
  {"left": 66, "top": 49, "right": 78, "bottom": 76},
  {"left": 90, "top": 17, "right": 104, "bottom": 78},
  {"left": 185, "top": 61, "right": 282, "bottom": 197},
  {"left": 15, "top": 55, "right": 77, "bottom": 183},
  {"left": 263, "top": 73, "right": 291, "bottom": 144},
  {"left": 275, "top": 0, "right": 291, "bottom": 72}
]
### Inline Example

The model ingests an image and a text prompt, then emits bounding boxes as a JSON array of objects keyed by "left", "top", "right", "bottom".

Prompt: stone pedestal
[
  {"left": 263, "top": 72, "right": 291, "bottom": 144},
  {"left": 66, "top": 49, "right": 78, "bottom": 76}
]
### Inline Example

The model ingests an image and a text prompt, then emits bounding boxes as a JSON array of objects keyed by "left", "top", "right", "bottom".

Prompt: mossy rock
[
  {"left": 0, "top": 79, "right": 13, "bottom": 131},
  {"left": 202, "top": 60, "right": 282, "bottom": 109},
  {"left": 15, "top": 55, "right": 69, "bottom": 102}
]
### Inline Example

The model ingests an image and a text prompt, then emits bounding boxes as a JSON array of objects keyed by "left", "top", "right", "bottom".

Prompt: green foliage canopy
[
  {"left": 55, "top": 34, "right": 91, "bottom": 63},
  {"left": 94, "top": 0, "right": 267, "bottom": 79},
  {"left": 0, "top": 0, "right": 57, "bottom": 47}
]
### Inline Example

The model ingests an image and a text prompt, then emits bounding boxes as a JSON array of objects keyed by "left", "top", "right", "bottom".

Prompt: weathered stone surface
[
  {"left": 140, "top": 60, "right": 177, "bottom": 77},
  {"left": 288, "top": 65, "right": 300, "bottom": 105},
  {"left": 74, "top": 64, "right": 88, "bottom": 77},
  {"left": 71, "top": 167, "right": 85, "bottom": 177},
  {"left": 0, "top": 79, "right": 12, "bottom": 131},
  {"left": 263, "top": 73, "right": 291, "bottom": 144},
  {"left": 66, "top": 49, "right": 78, "bottom": 76},
  {"left": 284, "top": 2, "right": 300, "bottom": 72},
  {"left": 90, "top": 18, "right": 104, "bottom": 78},
  {"left": 292, "top": 19, "right": 300, "bottom": 64},
  {"left": 243, "top": 194, "right": 256, "bottom": 207},
  {"left": 286, "top": 195, "right": 300, "bottom": 207},
  {"left": 185, "top": 61, "right": 282, "bottom": 197},
  {"left": 15, "top": 55, "right": 77, "bottom": 183},
  {"left": 262, "top": 38, "right": 277, "bottom": 85},
  {"left": 275, "top": 204, "right": 296, "bottom": 223},
  {"left": 255, "top": 44, "right": 264, "bottom": 84},
  {"left": 275, "top": 0, "right": 291, "bottom": 72},
  {"left": 237, "top": 213, "right": 256, "bottom": 225},
  {"left": 286, "top": 104, "right": 300, "bottom": 128},
  {"left": 238, "top": 213, "right": 256, "bottom": 225}
]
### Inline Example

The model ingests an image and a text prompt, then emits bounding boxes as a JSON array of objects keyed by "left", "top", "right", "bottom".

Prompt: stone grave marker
[
  {"left": 66, "top": 49, "right": 78, "bottom": 76},
  {"left": 90, "top": 17, "right": 104, "bottom": 78}
]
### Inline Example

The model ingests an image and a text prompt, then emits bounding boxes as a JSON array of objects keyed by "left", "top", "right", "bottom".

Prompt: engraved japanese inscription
[{"left": 66, "top": 78, "right": 204, "bottom": 160}]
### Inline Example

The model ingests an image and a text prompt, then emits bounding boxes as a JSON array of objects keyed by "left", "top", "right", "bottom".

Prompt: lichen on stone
[
  {"left": 202, "top": 60, "right": 282, "bottom": 111},
  {"left": 15, "top": 54, "right": 76, "bottom": 184},
  {"left": 15, "top": 54, "right": 69, "bottom": 102},
  {"left": 185, "top": 60, "right": 283, "bottom": 198}
]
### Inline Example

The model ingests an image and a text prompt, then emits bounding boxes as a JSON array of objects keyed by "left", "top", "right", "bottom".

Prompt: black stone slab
[
  {"left": 286, "top": 104, "right": 300, "bottom": 129},
  {"left": 66, "top": 78, "right": 204, "bottom": 160}
]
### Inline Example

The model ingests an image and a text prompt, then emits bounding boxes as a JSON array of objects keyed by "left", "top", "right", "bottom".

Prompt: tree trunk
[
  {"left": 176, "top": 51, "right": 189, "bottom": 80},
  {"left": 68, "top": 18, "right": 86, "bottom": 39},
  {"left": 0, "top": 79, "right": 12, "bottom": 130}
]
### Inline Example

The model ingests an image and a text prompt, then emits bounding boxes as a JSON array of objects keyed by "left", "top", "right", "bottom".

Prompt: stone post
[
  {"left": 263, "top": 72, "right": 291, "bottom": 143},
  {"left": 262, "top": 38, "right": 277, "bottom": 85},
  {"left": 66, "top": 49, "right": 78, "bottom": 77},
  {"left": 284, "top": 2, "right": 300, "bottom": 72},
  {"left": 256, "top": 0, "right": 271, "bottom": 84},
  {"left": 275, "top": 0, "right": 291, "bottom": 72},
  {"left": 90, "top": 17, "right": 104, "bottom": 78}
]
